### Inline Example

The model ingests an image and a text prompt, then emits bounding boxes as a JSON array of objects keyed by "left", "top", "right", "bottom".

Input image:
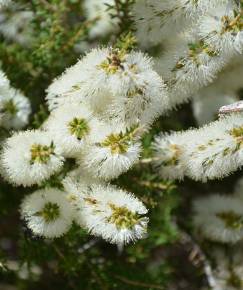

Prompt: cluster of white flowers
[
  {"left": 0, "top": 2, "right": 33, "bottom": 46},
  {"left": 0, "top": 47, "right": 169, "bottom": 244},
  {"left": 63, "top": 172, "right": 148, "bottom": 244},
  {"left": 0, "top": 0, "right": 10, "bottom": 9},
  {"left": 133, "top": 0, "right": 226, "bottom": 47},
  {"left": 133, "top": 0, "right": 243, "bottom": 109},
  {"left": 0, "top": 0, "right": 242, "bottom": 255},
  {"left": 153, "top": 108, "right": 243, "bottom": 182},
  {"left": 0, "top": 70, "right": 31, "bottom": 129},
  {"left": 192, "top": 179, "right": 243, "bottom": 289},
  {"left": 0, "top": 3, "right": 33, "bottom": 46},
  {"left": 46, "top": 47, "right": 168, "bottom": 125}
]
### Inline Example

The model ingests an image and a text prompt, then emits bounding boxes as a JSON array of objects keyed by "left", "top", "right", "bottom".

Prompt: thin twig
[
  {"left": 138, "top": 157, "right": 161, "bottom": 164},
  {"left": 180, "top": 231, "right": 217, "bottom": 289},
  {"left": 78, "top": 239, "right": 99, "bottom": 254},
  {"left": 115, "top": 275, "right": 164, "bottom": 289},
  {"left": 132, "top": 177, "right": 175, "bottom": 191}
]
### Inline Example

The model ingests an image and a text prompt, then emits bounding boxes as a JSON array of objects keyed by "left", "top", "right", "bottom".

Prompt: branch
[
  {"left": 180, "top": 231, "right": 218, "bottom": 289},
  {"left": 138, "top": 157, "right": 161, "bottom": 164},
  {"left": 114, "top": 275, "right": 164, "bottom": 289}
]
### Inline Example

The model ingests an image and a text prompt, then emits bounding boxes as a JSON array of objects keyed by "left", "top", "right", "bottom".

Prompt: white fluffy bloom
[
  {"left": 153, "top": 132, "right": 190, "bottom": 180},
  {"left": 185, "top": 113, "right": 243, "bottom": 181},
  {"left": 0, "top": 0, "right": 11, "bottom": 8},
  {"left": 0, "top": 70, "right": 10, "bottom": 88},
  {"left": 20, "top": 188, "right": 74, "bottom": 238},
  {"left": 84, "top": 0, "right": 117, "bottom": 39},
  {"left": 190, "top": 54, "right": 243, "bottom": 124},
  {"left": 153, "top": 112, "right": 243, "bottom": 182},
  {"left": 132, "top": 0, "right": 163, "bottom": 48},
  {"left": 132, "top": 0, "right": 226, "bottom": 48},
  {"left": 66, "top": 183, "right": 148, "bottom": 244},
  {"left": 193, "top": 55, "right": 243, "bottom": 101},
  {"left": 199, "top": 3, "right": 243, "bottom": 54},
  {"left": 0, "top": 3, "right": 33, "bottom": 45},
  {"left": 63, "top": 168, "right": 103, "bottom": 199},
  {"left": 0, "top": 87, "right": 31, "bottom": 129},
  {"left": 193, "top": 194, "right": 243, "bottom": 243},
  {"left": 62, "top": 169, "right": 104, "bottom": 224},
  {"left": 156, "top": 31, "right": 226, "bottom": 107},
  {"left": 44, "top": 102, "right": 101, "bottom": 158},
  {"left": 80, "top": 123, "right": 142, "bottom": 180},
  {"left": 212, "top": 247, "right": 243, "bottom": 290},
  {"left": 1, "top": 130, "right": 64, "bottom": 187},
  {"left": 0, "top": 70, "right": 31, "bottom": 129},
  {"left": 192, "top": 93, "right": 238, "bottom": 125},
  {"left": 46, "top": 48, "right": 168, "bottom": 126}
]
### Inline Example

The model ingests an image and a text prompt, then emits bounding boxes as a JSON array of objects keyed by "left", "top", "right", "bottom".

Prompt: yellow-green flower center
[
  {"left": 162, "top": 144, "right": 181, "bottom": 166},
  {"left": 98, "top": 49, "right": 125, "bottom": 74},
  {"left": 68, "top": 117, "right": 90, "bottom": 140},
  {"left": 100, "top": 125, "right": 140, "bottom": 154},
  {"left": 229, "top": 126, "right": 243, "bottom": 148},
  {"left": 217, "top": 211, "right": 243, "bottom": 229},
  {"left": 107, "top": 203, "right": 142, "bottom": 230},
  {"left": 37, "top": 202, "right": 60, "bottom": 222},
  {"left": 221, "top": 12, "right": 243, "bottom": 34},
  {"left": 30, "top": 142, "right": 55, "bottom": 164},
  {"left": 174, "top": 41, "right": 218, "bottom": 70},
  {"left": 3, "top": 100, "right": 18, "bottom": 116},
  {"left": 230, "top": 126, "right": 243, "bottom": 138}
]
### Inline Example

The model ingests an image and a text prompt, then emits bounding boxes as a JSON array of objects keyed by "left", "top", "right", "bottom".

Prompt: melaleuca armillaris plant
[
  {"left": 1, "top": 46, "right": 168, "bottom": 244},
  {"left": 0, "top": 0, "right": 243, "bottom": 289}
]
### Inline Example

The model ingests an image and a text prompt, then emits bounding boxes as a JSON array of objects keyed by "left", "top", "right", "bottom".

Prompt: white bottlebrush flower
[
  {"left": 63, "top": 167, "right": 103, "bottom": 194},
  {"left": 212, "top": 247, "right": 243, "bottom": 290},
  {"left": 0, "top": 87, "right": 31, "bottom": 129},
  {"left": 132, "top": 0, "right": 226, "bottom": 48},
  {"left": 71, "top": 183, "right": 148, "bottom": 244},
  {"left": 152, "top": 131, "right": 190, "bottom": 180},
  {"left": 62, "top": 168, "right": 104, "bottom": 225},
  {"left": 156, "top": 31, "right": 226, "bottom": 107},
  {"left": 192, "top": 93, "right": 238, "bottom": 125},
  {"left": 153, "top": 112, "right": 243, "bottom": 182},
  {"left": 199, "top": 3, "right": 243, "bottom": 54},
  {"left": 46, "top": 48, "right": 111, "bottom": 111},
  {"left": 193, "top": 194, "right": 243, "bottom": 243},
  {"left": 20, "top": 188, "right": 74, "bottom": 238},
  {"left": 1, "top": 130, "right": 64, "bottom": 187},
  {"left": 44, "top": 102, "right": 101, "bottom": 158},
  {"left": 0, "top": 0, "right": 11, "bottom": 8},
  {"left": 46, "top": 48, "right": 168, "bottom": 125},
  {"left": 193, "top": 55, "right": 243, "bottom": 101},
  {"left": 0, "top": 70, "right": 10, "bottom": 88},
  {"left": 185, "top": 113, "right": 243, "bottom": 181},
  {"left": 83, "top": 0, "right": 117, "bottom": 39},
  {"left": 108, "top": 53, "right": 168, "bottom": 126},
  {"left": 132, "top": 0, "right": 163, "bottom": 48},
  {"left": 80, "top": 123, "right": 142, "bottom": 180},
  {"left": 0, "top": 3, "right": 33, "bottom": 45}
]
